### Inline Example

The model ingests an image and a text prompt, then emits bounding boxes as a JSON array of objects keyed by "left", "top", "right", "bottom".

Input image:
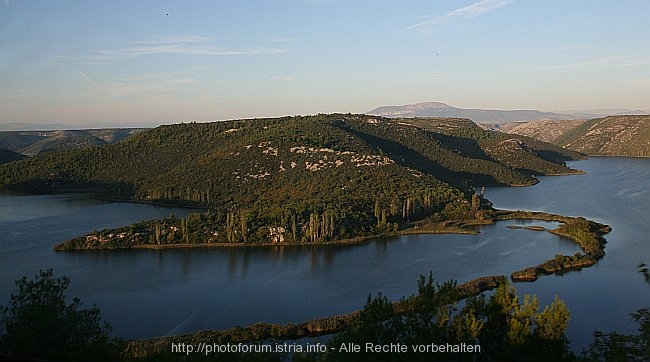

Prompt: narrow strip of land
[{"left": 111, "top": 209, "right": 609, "bottom": 359}]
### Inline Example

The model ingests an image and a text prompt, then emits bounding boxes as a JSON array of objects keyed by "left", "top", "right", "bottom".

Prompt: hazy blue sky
[{"left": 1, "top": 0, "right": 649, "bottom": 126}]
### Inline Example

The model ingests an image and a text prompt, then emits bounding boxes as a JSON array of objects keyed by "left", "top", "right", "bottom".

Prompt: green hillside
[
  {"left": 0, "top": 114, "right": 583, "bottom": 248},
  {"left": 0, "top": 128, "right": 147, "bottom": 156},
  {"left": 19, "top": 130, "right": 107, "bottom": 155},
  {"left": 397, "top": 117, "right": 584, "bottom": 173},
  {"left": 553, "top": 115, "right": 650, "bottom": 157},
  {"left": 0, "top": 132, "right": 46, "bottom": 154},
  {"left": 0, "top": 148, "right": 26, "bottom": 164}
]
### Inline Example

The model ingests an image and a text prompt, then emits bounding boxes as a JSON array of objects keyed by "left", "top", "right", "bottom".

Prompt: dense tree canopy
[
  {"left": 325, "top": 276, "right": 575, "bottom": 361},
  {"left": 0, "top": 269, "right": 121, "bottom": 361},
  {"left": 0, "top": 115, "right": 584, "bottom": 250}
]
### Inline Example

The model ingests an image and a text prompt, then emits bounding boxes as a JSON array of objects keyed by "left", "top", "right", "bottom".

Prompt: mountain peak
[
  {"left": 367, "top": 102, "right": 575, "bottom": 124},
  {"left": 411, "top": 102, "right": 455, "bottom": 109}
]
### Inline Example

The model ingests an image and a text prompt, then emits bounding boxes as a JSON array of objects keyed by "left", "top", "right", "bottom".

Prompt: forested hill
[
  {"left": 0, "top": 128, "right": 147, "bottom": 156},
  {"left": 552, "top": 115, "right": 650, "bottom": 157},
  {"left": 0, "top": 147, "right": 26, "bottom": 164},
  {"left": 0, "top": 114, "right": 583, "bottom": 246}
]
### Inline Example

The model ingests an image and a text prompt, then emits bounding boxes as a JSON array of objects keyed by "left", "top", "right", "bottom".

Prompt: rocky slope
[
  {"left": 498, "top": 120, "right": 587, "bottom": 143},
  {"left": 553, "top": 115, "right": 650, "bottom": 157}
]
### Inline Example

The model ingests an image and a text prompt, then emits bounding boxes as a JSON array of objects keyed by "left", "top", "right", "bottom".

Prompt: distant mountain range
[
  {"left": 0, "top": 123, "right": 74, "bottom": 131},
  {"left": 367, "top": 102, "right": 647, "bottom": 124},
  {"left": 0, "top": 121, "right": 160, "bottom": 131},
  {"left": 550, "top": 109, "right": 649, "bottom": 119},
  {"left": 0, "top": 129, "right": 147, "bottom": 156}
]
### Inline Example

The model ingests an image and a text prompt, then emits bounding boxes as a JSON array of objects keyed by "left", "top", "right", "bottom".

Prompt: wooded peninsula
[{"left": 0, "top": 114, "right": 607, "bottom": 281}]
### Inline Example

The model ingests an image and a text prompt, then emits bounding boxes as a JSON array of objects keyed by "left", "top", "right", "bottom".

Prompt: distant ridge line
[{"left": 367, "top": 102, "right": 647, "bottom": 124}]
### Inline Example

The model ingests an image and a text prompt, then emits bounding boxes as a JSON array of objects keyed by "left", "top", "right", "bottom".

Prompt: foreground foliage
[
  {"left": 588, "top": 310, "right": 650, "bottom": 361},
  {"left": 122, "top": 275, "right": 576, "bottom": 361},
  {"left": 324, "top": 275, "right": 575, "bottom": 361},
  {"left": 3, "top": 269, "right": 648, "bottom": 361},
  {"left": 121, "top": 276, "right": 505, "bottom": 360},
  {"left": 0, "top": 269, "right": 121, "bottom": 361},
  {"left": 586, "top": 263, "right": 650, "bottom": 361}
]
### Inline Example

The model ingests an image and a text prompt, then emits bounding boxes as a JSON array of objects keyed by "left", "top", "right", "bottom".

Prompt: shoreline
[
  {"left": 90, "top": 195, "right": 209, "bottom": 211},
  {"left": 494, "top": 210, "right": 609, "bottom": 282},
  {"left": 7, "top": 188, "right": 612, "bottom": 357},
  {"left": 120, "top": 210, "right": 610, "bottom": 359},
  {"left": 128, "top": 221, "right": 485, "bottom": 250},
  {"left": 582, "top": 154, "right": 650, "bottom": 159},
  {"left": 56, "top": 209, "right": 604, "bottom": 252},
  {"left": 55, "top": 208, "right": 610, "bottom": 284},
  {"left": 55, "top": 218, "right": 489, "bottom": 252},
  {"left": 122, "top": 275, "right": 507, "bottom": 359}
]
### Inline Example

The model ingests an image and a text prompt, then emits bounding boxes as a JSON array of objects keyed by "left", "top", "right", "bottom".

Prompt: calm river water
[{"left": 1, "top": 157, "right": 648, "bottom": 351}]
